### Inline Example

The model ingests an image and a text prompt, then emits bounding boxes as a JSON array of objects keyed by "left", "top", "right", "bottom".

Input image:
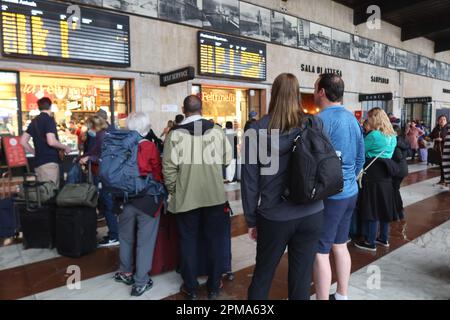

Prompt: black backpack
[
  {"left": 145, "top": 129, "right": 164, "bottom": 154},
  {"left": 285, "top": 116, "right": 344, "bottom": 204}
]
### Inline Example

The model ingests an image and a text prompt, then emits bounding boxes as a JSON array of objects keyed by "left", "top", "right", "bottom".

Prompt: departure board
[
  {"left": 198, "top": 31, "right": 266, "bottom": 81},
  {"left": 1, "top": 0, "right": 130, "bottom": 67}
]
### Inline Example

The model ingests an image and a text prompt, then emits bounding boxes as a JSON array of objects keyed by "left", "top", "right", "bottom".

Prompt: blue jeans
[
  {"left": 365, "top": 221, "right": 389, "bottom": 246},
  {"left": 94, "top": 176, "right": 118, "bottom": 240}
]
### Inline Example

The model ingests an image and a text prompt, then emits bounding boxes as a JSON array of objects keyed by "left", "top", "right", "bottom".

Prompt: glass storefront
[
  {"left": 0, "top": 71, "right": 20, "bottom": 136},
  {"left": 362, "top": 100, "right": 393, "bottom": 118},
  {"left": 192, "top": 85, "right": 264, "bottom": 130},
  {"left": 0, "top": 70, "right": 132, "bottom": 152},
  {"left": 402, "top": 102, "right": 432, "bottom": 130}
]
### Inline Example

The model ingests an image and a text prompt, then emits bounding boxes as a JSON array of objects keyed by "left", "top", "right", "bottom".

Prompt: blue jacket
[{"left": 318, "top": 105, "right": 365, "bottom": 200}]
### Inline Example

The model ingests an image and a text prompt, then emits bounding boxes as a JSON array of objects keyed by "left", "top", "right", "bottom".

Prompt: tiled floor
[{"left": 0, "top": 165, "right": 449, "bottom": 300}]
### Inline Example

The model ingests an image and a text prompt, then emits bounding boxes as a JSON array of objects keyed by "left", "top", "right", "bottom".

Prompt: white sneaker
[{"left": 98, "top": 237, "right": 119, "bottom": 247}]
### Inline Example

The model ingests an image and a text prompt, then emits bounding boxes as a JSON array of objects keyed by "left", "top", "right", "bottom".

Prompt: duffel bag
[
  {"left": 56, "top": 183, "right": 98, "bottom": 208},
  {"left": 17, "top": 174, "right": 58, "bottom": 204}
]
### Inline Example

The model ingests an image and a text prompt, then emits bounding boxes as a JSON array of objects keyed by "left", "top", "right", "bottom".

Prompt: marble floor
[{"left": 0, "top": 164, "right": 449, "bottom": 300}]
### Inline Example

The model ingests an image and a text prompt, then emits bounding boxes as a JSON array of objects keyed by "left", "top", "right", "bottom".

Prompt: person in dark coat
[
  {"left": 392, "top": 126, "right": 409, "bottom": 220},
  {"left": 355, "top": 108, "right": 398, "bottom": 252},
  {"left": 429, "top": 115, "right": 448, "bottom": 184}
]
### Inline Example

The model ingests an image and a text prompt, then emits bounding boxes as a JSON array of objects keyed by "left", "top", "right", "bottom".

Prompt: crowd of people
[{"left": 19, "top": 72, "right": 450, "bottom": 300}]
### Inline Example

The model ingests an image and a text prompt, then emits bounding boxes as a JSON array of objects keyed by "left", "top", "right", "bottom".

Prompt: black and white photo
[
  {"left": 395, "top": 48, "right": 407, "bottom": 70},
  {"left": 239, "top": 1, "right": 270, "bottom": 41},
  {"left": 351, "top": 36, "right": 380, "bottom": 65},
  {"left": 270, "top": 11, "right": 297, "bottom": 47},
  {"left": 407, "top": 52, "right": 419, "bottom": 74},
  {"left": 159, "top": 0, "right": 204, "bottom": 27},
  {"left": 417, "top": 56, "right": 429, "bottom": 76},
  {"left": 331, "top": 29, "right": 350, "bottom": 59},
  {"left": 104, "top": 0, "right": 158, "bottom": 17},
  {"left": 309, "top": 22, "right": 331, "bottom": 55},
  {"left": 298, "top": 18, "right": 310, "bottom": 50},
  {"left": 427, "top": 59, "right": 437, "bottom": 78},
  {"left": 203, "top": 0, "right": 239, "bottom": 35},
  {"left": 437, "top": 61, "right": 446, "bottom": 80},
  {"left": 74, "top": 0, "right": 103, "bottom": 6},
  {"left": 384, "top": 46, "right": 396, "bottom": 68}
]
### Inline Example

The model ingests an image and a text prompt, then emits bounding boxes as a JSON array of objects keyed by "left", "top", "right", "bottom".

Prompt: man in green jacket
[{"left": 163, "top": 95, "right": 232, "bottom": 300}]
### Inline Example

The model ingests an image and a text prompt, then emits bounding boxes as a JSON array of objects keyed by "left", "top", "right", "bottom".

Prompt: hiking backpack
[
  {"left": 286, "top": 116, "right": 344, "bottom": 204},
  {"left": 99, "top": 130, "right": 166, "bottom": 201}
]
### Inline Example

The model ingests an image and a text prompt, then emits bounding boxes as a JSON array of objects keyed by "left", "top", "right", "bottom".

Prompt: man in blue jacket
[{"left": 313, "top": 73, "right": 365, "bottom": 300}]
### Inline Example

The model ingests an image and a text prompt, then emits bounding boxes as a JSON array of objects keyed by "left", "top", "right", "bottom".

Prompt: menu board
[
  {"left": 2, "top": 136, "right": 27, "bottom": 168},
  {"left": 198, "top": 31, "right": 266, "bottom": 81},
  {"left": 1, "top": 0, "right": 130, "bottom": 66}
]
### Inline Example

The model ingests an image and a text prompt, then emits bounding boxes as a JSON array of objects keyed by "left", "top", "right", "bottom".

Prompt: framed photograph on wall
[
  {"left": 270, "top": 11, "right": 298, "bottom": 47},
  {"left": 298, "top": 18, "right": 310, "bottom": 50},
  {"left": 104, "top": 0, "right": 158, "bottom": 17},
  {"left": 159, "top": 0, "right": 204, "bottom": 27},
  {"left": 407, "top": 52, "right": 419, "bottom": 74},
  {"left": 395, "top": 48, "right": 408, "bottom": 71},
  {"left": 309, "top": 22, "right": 331, "bottom": 55},
  {"left": 240, "top": 1, "right": 271, "bottom": 41},
  {"left": 331, "top": 29, "right": 350, "bottom": 59},
  {"left": 203, "top": 0, "right": 240, "bottom": 34},
  {"left": 417, "top": 56, "right": 429, "bottom": 76},
  {"left": 428, "top": 59, "right": 437, "bottom": 78}
]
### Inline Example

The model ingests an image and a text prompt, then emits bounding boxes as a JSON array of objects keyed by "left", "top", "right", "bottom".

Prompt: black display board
[
  {"left": 198, "top": 30, "right": 266, "bottom": 81},
  {"left": 1, "top": 0, "right": 130, "bottom": 67}
]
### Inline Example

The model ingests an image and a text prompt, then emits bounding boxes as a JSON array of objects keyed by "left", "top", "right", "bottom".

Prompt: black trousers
[
  {"left": 248, "top": 212, "right": 324, "bottom": 300},
  {"left": 176, "top": 204, "right": 227, "bottom": 293}
]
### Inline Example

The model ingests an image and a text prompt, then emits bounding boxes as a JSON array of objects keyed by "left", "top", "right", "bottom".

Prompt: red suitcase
[{"left": 149, "top": 213, "right": 180, "bottom": 276}]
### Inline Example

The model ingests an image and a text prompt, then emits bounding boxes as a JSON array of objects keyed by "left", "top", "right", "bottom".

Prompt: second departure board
[
  {"left": 1, "top": 0, "right": 130, "bottom": 67},
  {"left": 198, "top": 31, "right": 266, "bottom": 81}
]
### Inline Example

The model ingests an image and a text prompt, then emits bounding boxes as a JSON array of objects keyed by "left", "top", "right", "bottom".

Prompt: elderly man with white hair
[{"left": 113, "top": 112, "right": 164, "bottom": 297}]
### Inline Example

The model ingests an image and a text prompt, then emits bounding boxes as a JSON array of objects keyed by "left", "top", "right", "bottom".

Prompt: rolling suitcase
[
  {"left": 17, "top": 173, "right": 56, "bottom": 249},
  {"left": 149, "top": 212, "right": 180, "bottom": 276},
  {"left": 55, "top": 163, "right": 97, "bottom": 257},
  {"left": 55, "top": 206, "right": 97, "bottom": 257},
  {"left": 419, "top": 148, "right": 428, "bottom": 163}
]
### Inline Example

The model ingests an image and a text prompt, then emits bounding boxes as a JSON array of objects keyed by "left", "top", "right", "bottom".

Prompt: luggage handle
[{"left": 22, "top": 173, "right": 42, "bottom": 211}]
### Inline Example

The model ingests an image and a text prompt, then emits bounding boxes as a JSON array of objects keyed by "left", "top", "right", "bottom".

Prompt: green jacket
[{"left": 162, "top": 118, "right": 232, "bottom": 213}]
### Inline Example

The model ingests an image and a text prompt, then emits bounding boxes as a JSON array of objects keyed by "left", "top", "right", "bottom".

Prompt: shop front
[
  {"left": 0, "top": 70, "right": 132, "bottom": 145},
  {"left": 191, "top": 84, "right": 266, "bottom": 129},
  {"left": 402, "top": 97, "right": 433, "bottom": 130},
  {"left": 359, "top": 92, "right": 394, "bottom": 119}
]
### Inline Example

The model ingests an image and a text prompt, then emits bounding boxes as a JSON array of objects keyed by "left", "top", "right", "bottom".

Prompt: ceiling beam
[
  {"left": 353, "top": 0, "right": 427, "bottom": 26},
  {"left": 435, "top": 40, "right": 450, "bottom": 53},
  {"left": 402, "top": 14, "right": 450, "bottom": 41}
]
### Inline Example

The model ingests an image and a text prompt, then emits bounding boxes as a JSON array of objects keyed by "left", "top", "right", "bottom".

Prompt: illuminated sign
[
  {"left": 198, "top": 31, "right": 266, "bottom": 81},
  {"left": 201, "top": 92, "right": 236, "bottom": 103},
  {"left": 1, "top": 0, "right": 130, "bottom": 66}
]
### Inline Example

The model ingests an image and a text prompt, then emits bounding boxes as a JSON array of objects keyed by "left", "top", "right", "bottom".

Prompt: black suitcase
[
  {"left": 427, "top": 148, "right": 442, "bottom": 165},
  {"left": 55, "top": 206, "right": 97, "bottom": 258},
  {"left": 18, "top": 174, "right": 56, "bottom": 249},
  {"left": 19, "top": 203, "right": 56, "bottom": 249}
]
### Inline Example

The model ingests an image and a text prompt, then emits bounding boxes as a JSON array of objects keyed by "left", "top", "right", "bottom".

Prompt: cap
[{"left": 249, "top": 111, "right": 257, "bottom": 119}]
